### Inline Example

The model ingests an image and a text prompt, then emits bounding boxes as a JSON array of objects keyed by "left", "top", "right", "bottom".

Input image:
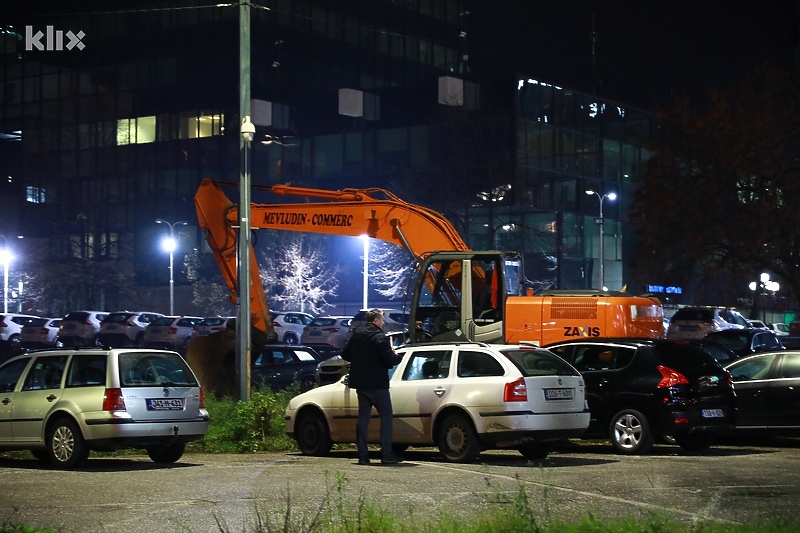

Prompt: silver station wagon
[
  {"left": 286, "top": 342, "right": 590, "bottom": 463},
  {"left": 0, "top": 348, "right": 209, "bottom": 469}
]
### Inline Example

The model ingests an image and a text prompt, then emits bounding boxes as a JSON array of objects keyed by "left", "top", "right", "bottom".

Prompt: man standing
[{"left": 341, "top": 308, "right": 403, "bottom": 465}]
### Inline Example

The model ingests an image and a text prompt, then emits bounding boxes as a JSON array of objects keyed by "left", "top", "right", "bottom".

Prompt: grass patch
[{"left": 189, "top": 385, "right": 299, "bottom": 453}]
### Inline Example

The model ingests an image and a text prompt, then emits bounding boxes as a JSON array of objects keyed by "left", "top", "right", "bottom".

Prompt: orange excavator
[{"left": 189, "top": 178, "right": 663, "bottom": 391}]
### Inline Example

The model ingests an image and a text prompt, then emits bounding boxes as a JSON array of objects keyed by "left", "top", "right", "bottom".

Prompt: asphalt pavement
[{"left": 1, "top": 439, "right": 799, "bottom": 532}]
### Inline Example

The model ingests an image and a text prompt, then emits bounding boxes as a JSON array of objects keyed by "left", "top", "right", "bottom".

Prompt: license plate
[
  {"left": 309, "top": 330, "right": 321, "bottom": 336},
  {"left": 680, "top": 325, "right": 697, "bottom": 331},
  {"left": 544, "top": 388, "right": 573, "bottom": 400},
  {"left": 147, "top": 398, "right": 184, "bottom": 410},
  {"left": 701, "top": 409, "right": 724, "bottom": 418}
]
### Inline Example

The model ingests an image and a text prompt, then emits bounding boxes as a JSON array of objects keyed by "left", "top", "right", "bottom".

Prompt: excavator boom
[{"left": 194, "top": 178, "right": 470, "bottom": 342}]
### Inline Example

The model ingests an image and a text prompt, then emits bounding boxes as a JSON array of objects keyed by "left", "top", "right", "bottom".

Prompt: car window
[
  {"left": 672, "top": 308, "right": 713, "bottom": 321},
  {"left": 293, "top": 349, "right": 318, "bottom": 362},
  {"left": 0, "top": 358, "right": 31, "bottom": 392},
  {"left": 708, "top": 333, "right": 748, "bottom": 351},
  {"left": 457, "top": 350, "right": 504, "bottom": 377},
  {"left": 66, "top": 355, "right": 108, "bottom": 387},
  {"left": 572, "top": 346, "right": 619, "bottom": 371},
  {"left": 177, "top": 317, "right": 200, "bottom": 327},
  {"left": 11, "top": 316, "right": 35, "bottom": 326},
  {"left": 26, "top": 318, "right": 48, "bottom": 327},
  {"left": 728, "top": 354, "right": 777, "bottom": 381},
  {"left": 119, "top": 352, "right": 198, "bottom": 387},
  {"left": 777, "top": 353, "right": 800, "bottom": 379},
  {"left": 402, "top": 350, "right": 451, "bottom": 380},
  {"left": 754, "top": 332, "right": 781, "bottom": 350},
  {"left": 22, "top": 355, "right": 68, "bottom": 391},
  {"left": 503, "top": 349, "right": 580, "bottom": 377}
]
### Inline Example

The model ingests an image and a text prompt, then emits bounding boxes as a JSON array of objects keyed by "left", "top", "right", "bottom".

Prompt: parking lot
[{"left": 1, "top": 439, "right": 799, "bottom": 532}]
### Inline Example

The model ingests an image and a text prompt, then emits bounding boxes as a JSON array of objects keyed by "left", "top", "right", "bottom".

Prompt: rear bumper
[
  {"left": 82, "top": 417, "right": 209, "bottom": 450},
  {"left": 475, "top": 410, "right": 590, "bottom": 445}
]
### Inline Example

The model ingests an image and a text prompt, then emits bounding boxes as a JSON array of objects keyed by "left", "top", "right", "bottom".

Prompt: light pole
[
  {"left": 585, "top": 189, "right": 617, "bottom": 290},
  {"left": 0, "top": 236, "right": 10, "bottom": 313},
  {"left": 360, "top": 235, "right": 369, "bottom": 309},
  {"left": 155, "top": 219, "right": 187, "bottom": 315}
]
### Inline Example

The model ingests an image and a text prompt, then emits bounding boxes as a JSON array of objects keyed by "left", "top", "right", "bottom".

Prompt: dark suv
[{"left": 544, "top": 338, "right": 736, "bottom": 455}]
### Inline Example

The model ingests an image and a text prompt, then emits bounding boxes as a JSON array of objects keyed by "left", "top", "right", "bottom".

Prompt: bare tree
[
  {"left": 259, "top": 233, "right": 339, "bottom": 315},
  {"left": 368, "top": 240, "right": 416, "bottom": 301},
  {"left": 185, "top": 249, "right": 234, "bottom": 316}
]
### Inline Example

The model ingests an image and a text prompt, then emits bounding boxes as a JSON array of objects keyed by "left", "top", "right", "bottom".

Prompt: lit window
[
  {"left": 26, "top": 186, "right": 46, "bottom": 203},
  {"left": 116, "top": 116, "right": 156, "bottom": 145}
]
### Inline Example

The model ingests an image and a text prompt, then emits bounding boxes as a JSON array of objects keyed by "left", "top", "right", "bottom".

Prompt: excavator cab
[{"left": 408, "top": 251, "right": 523, "bottom": 344}]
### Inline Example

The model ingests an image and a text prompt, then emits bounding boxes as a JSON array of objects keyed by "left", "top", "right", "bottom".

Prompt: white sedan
[{"left": 285, "top": 342, "right": 590, "bottom": 462}]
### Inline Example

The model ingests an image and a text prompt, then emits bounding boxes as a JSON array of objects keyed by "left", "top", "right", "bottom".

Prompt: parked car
[
  {"left": 666, "top": 306, "right": 749, "bottom": 340},
  {"left": 270, "top": 311, "right": 314, "bottom": 344},
  {"left": 544, "top": 338, "right": 737, "bottom": 455},
  {"left": 20, "top": 318, "right": 62, "bottom": 350},
  {"left": 252, "top": 344, "right": 325, "bottom": 393},
  {"left": 300, "top": 315, "right": 352, "bottom": 359},
  {"left": 703, "top": 328, "right": 784, "bottom": 358},
  {"left": 143, "top": 316, "right": 204, "bottom": 352},
  {"left": 316, "top": 330, "right": 406, "bottom": 386},
  {"left": 348, "top": 308, "right": 408, "bottom": 335},
  {"left": 287, "top": 342, "right": 589, "bottom": 462},
  {"left": 767, "top": 322, "right": 790, "bottom": 336},
  {"left": 0, "top": 313, "right": 40, "bottom": 356},
  {"left": 191, "top": 316, "right": 234, "bottom": 339},
  {"left": 0, "top": 348, "right": 209, "bottom": 469},
  {"left": 696, "top": 339, "right": 741, "bottom": 365},
  {"left": 57, "top": 311, "right": 109, "bottom": 347},
  {"left": 724, "top": 351, "right": 800, "bottom": 436},
  {"left": 97, "top": 311, "right": 163, "bottom": 348},
  {"left": 747, "top": 320, "right": 768, "bottom": 329}
]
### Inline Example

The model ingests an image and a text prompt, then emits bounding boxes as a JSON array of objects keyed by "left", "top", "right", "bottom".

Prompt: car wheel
[
  {"left": 436, "top": 413, "right": 480, "bottom": 463},
  {"left": 146, "top": 442, "right": 186, "bottom": 463},
  {"left": 284, "top": 333, "right": 298, "bottom": 345},
  {"left": 8, "top": 334, "right": 21, "bottom": 350},
  {"left": 295, "top": 411, "right": 333, "bottom": 456},
  {"left": 299, "top": 376, "right": 317, "bottom": 393},
  {"left": 608, "top": 408, "right": 654, "bottom": 455},
  {"left": 517, "top": 441, "right": 555, "bottom": 461},
  {"left": 47, "top": 418, "right": 90, "bottom": 469},
  {"left": 673, "top": 434, "right": 714, "bottom": 452}
]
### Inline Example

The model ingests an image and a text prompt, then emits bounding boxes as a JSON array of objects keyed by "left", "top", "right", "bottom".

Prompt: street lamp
[
  {"left": 155, "top": 219, "right": 187, "bottom": 315},
  {"left": 0, "top": 236, "right": 11, "bottom": 313},
  {"left": 585, "top": 189, "right": 617, "bottom": 290},
  {"left": 360, "top": 235, "right": 369, "bottom": 309}
]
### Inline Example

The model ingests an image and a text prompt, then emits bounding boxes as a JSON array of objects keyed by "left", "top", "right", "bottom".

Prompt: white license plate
[
  {"left": 544, "top": 388, "right": 573, "bottom": 400},
  {"left": 701, "top": 409, "right": 724, "bottom": 418},
  {"left": 147, "top": 398, "right": 184, "bottom": 410}
]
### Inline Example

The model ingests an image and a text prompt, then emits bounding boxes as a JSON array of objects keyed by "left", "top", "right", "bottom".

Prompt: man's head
[{"left": 365, "top": 308, "right": 385, "bottom": 326}]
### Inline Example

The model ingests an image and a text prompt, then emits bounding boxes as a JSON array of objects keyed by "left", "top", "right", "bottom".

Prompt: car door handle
[
  {"left": 47, "top": 394, "right": 58, "bottom": 402},
  {"left": 433, "top": 386, "right": 446, "bottom": 397}
]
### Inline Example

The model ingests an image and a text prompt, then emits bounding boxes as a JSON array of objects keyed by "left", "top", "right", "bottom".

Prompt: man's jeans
[{"left": 356, "top": 389, "right": 394, "bottom": 460}]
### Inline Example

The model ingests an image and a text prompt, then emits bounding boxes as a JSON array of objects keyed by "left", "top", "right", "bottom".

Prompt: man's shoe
[
  {"left": 357, "top": 458, "right": 371, "bottom": 465},
  {"left": 381, "top": 455, "right": 403, "bottom": 465}
]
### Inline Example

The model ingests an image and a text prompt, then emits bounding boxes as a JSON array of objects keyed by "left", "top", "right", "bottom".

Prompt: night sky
[{"left": 470, "top": 1, "right": 798, "bottom": 109}]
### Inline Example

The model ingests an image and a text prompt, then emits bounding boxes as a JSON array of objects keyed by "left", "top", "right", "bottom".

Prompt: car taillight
[
  {"left": 169, "top": 327, "right": 178, "bottom": 334},
  {"left": 0, "top": 320, "right": 7, "bottom": 327},
  {"left": 323, "top": 327, "right": 339, "bottom": 332},
  {"left": 199, "top": 388, "right": 206, "bottom": 408},
  {"left": 40, "top": 327, "right": 49, "bottom": 334},
  {"left": 503, "top": 377, "right": 528, "bottom": 402},
  {"left": 273, "top": 322, "right": 282, "bottom": 327},
  {"left": 102, "top": 388, "right": 127, "bottom": 411},
  {"left": 657, "top": 365, "right": 689, "bottom": 387}
]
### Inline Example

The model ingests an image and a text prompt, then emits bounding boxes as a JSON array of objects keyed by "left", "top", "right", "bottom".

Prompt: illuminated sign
[{"left": 647, "top": 285, "right": 683, "bottom": 294}]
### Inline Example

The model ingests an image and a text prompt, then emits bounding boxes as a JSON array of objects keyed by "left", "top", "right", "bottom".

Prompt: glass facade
[{"left": 0, "top": 1, "right": 656, "bottom": 313}]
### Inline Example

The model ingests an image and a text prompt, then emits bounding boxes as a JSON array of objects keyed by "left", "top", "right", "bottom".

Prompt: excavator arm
[{"left": 193, "top": 177, "right": 471, "bottom": 344}]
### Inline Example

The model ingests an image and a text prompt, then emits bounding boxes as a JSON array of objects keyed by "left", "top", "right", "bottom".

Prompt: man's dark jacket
[{"left": 340, "top": 323, "right": 401, "bottom": 390}]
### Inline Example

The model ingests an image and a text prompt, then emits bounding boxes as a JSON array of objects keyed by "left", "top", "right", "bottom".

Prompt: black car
[
  {"left": 724, "top": 351, "right": 800, "bottom": 435},
  {"left": 544, "top": 338, "right": 737, "bottom": 455},
  {"left": 251, "top": 345, "right": 324, "bottom": 393},
  {"left": 703, "top": 328, "right": 784, "bottom": 359}
]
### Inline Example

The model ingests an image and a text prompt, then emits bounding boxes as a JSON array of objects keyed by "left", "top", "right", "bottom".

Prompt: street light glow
[
  {"left": 585, "top": 189, "right": 617, "bottom": 290},
  {"left": 155, "top": 219, "right": 187, "bottom": 315}
]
